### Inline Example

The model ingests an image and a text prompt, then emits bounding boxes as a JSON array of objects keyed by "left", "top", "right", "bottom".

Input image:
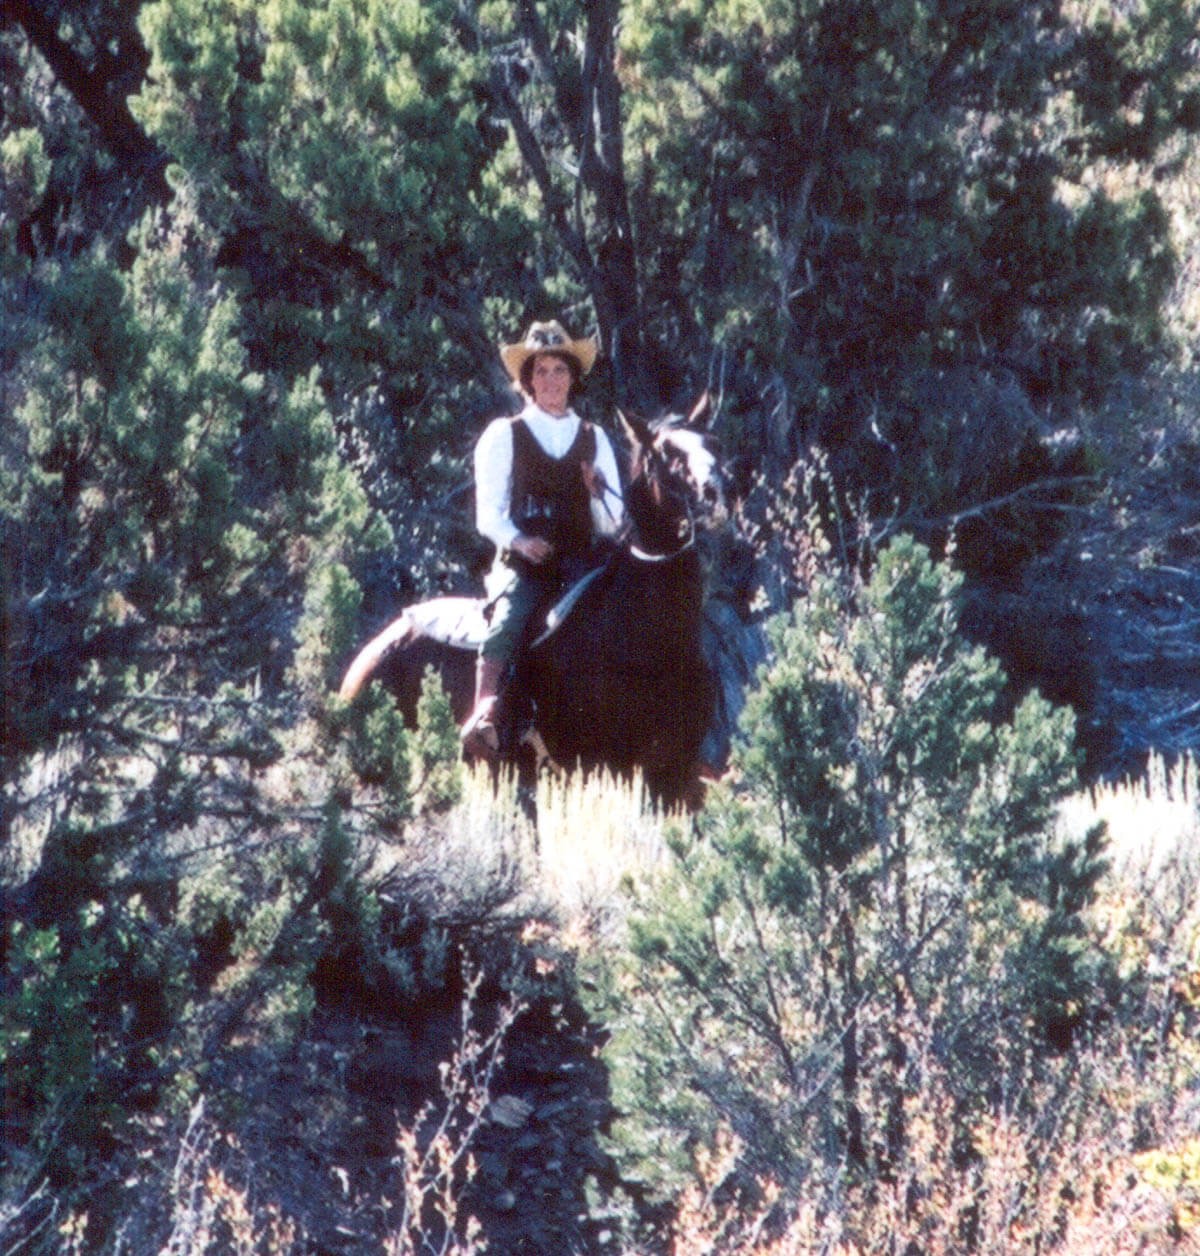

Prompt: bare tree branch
[{"left": 455, "top": 0, "right": 654, "bottom": 405}]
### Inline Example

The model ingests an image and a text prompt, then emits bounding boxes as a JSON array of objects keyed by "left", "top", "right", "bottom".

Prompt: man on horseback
[{"left": 460, "top": 319, "right": 624, "bottom": 756}]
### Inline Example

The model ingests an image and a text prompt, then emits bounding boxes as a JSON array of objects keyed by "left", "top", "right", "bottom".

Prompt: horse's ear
[
  {"left": 684, "top": 392, "right": 711, "bottom": 430},
  {"left": 618, "top": 408, "right": 654, "bottom": 449}
]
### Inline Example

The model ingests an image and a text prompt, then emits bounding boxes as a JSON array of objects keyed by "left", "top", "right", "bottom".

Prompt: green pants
[{"left": 480, "top": 560, "right": 555, "bottom": 665}]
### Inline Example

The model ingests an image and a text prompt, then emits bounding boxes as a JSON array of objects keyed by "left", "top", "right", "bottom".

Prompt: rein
[
  {"left": 597, "top": 478, "right": 626, "bottom": 520},
  {"left": 601, "top": 438, "right": 701, "bottom": 564}
]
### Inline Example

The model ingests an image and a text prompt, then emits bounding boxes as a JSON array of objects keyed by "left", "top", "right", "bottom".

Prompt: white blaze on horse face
[{"left": 660, "top": 429, "right": 721, "bottom": 509}]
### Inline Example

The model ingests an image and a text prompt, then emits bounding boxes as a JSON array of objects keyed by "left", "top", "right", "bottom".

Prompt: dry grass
[
  {"left": 366, "top": 764, "right": 677, "bottom": 937},
  {"left": 1062, "top": 751, "right": 1200, "bottom": 874},
  {"left": 532, "top": 767, "right": 675, "bottom": 929}
]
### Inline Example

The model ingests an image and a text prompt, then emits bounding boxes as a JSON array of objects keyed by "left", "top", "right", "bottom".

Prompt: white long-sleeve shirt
[{"left": 473, "top": 404, "right": 624, "bottom": 552}]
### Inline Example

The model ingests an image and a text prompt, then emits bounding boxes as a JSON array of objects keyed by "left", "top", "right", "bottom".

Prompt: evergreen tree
[
  {"left": 10, "top": 0, "right": 1198, "bottom": 534},
  {"left": 0, "top": 199, "right": 392, "bottom": 1215},
  {"left": 616, "top": 0, "right": 1198, "bottom": 476},
  {"left": 130, "top": 0, "right": 534, "bottom": 563},
  {"left": 594, "top": 526, "right": 1108, "bottom": 1200}
]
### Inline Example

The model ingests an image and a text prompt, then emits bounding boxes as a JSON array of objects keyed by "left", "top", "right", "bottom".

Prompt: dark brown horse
[{"left": 338, "top": 404, "right": 722, "bottom": 807}]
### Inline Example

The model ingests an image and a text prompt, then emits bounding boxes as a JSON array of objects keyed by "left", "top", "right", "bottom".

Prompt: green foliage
[
  {"left": 345, "top": 688, "right": 413, "bottom": 827},
  {"left": 593, "top": 529, "right": 1110, "bottom": 1197},
  {"left": 293, "top": 558, "right": 364, "bottom": 698},
  {"left": 3, "top": 0, "right": 1200, "bottom": 1247},
  {"left": 409, "top": 666, "right": 465, "bottom": 813},
  {"left": 618, "top": 0, "right": 1198, "bottom": 478},
  {"left": 1, "top": 891, "right": 186, "bottom": 1179},
  {"left": 131, "top": 0, "right": 526, "bottom": 461},
  {"left": 3, "top": 228, "right": 369, "bottom": 758},
  {"left": 0, "top": 164, "right": 395, "bottom": 1246},
  {"left": 1, "top": 921, "right": 112, "bottom": 1127},
  {"left": 0, "top": 126, "right": 50, "bottom": 225}
]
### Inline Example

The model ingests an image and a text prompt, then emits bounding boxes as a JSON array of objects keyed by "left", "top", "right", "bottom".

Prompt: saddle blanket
[
  {"left": 407, "top": 566, "right": 608, "bottom": 651},
  {"left": 404, "top": 596, "right": 490, "bottom": 650}
]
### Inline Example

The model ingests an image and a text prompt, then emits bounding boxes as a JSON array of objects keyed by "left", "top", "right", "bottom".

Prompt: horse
[{"left": 338, "top": 401, "right": 723, "bottom": 808}]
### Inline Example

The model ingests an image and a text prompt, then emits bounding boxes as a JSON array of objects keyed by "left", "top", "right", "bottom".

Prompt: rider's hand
[
  {"left": 580, "top": 461, "right": 607, "bottom": 500},
  {"left": 511, "top": 534, "right": 554, "bottom": 564}
]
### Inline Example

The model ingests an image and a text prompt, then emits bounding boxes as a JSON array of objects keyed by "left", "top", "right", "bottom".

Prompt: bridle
[
  {"left": 613, "top": 447, "right": 699, "bottom": 564},
  {"left": 629, "top": 530, "right": 695, "bottom": 563},
  {"left": 628, "top": 489, "right": 697, "bottom": 563}
]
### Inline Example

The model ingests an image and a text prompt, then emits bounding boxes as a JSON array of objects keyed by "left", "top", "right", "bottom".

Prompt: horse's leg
[{"left": 518, "top": 728, "right": 566, "bottom": 779}]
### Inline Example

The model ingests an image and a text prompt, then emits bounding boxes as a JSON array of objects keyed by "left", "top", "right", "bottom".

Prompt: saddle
[{"left": 405, "top": 565, "right": 610, "bottom": 653}]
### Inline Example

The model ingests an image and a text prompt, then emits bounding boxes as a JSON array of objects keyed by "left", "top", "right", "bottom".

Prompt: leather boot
[{"left": 460, "top": 656, "right": 506, "bottom": 756}]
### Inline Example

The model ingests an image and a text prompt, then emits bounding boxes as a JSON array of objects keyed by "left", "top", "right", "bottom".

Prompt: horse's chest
[{"left": 594, "top": 577, "right": 703, "bottom": 679}]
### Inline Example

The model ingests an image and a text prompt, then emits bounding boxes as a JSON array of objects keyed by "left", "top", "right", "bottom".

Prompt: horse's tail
[{"left": 337, "top": 612, "right": 415, "bottom": 701}]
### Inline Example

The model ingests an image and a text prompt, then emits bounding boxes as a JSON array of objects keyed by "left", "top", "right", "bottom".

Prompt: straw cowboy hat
[{"left": 500, "top": 320, "right": 598, "bottom": 382}]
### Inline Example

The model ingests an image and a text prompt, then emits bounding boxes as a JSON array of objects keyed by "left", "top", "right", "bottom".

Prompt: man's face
[{"left": 529, "top": 353, "right": 573, "bottom": 415}]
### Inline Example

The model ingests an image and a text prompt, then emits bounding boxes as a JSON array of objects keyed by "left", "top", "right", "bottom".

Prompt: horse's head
[{"left": 619, "top": 394, "right": 725, "bottom": 557}]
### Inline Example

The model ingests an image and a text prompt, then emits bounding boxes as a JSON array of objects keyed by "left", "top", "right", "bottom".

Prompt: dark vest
[{"left": 510, "top": 417, "right": 596, "bottom": 562}]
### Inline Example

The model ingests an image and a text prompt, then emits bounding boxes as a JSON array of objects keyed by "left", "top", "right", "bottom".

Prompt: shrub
[{"left": 590, "top": 528, "right": 1113, "bottom": 1244}]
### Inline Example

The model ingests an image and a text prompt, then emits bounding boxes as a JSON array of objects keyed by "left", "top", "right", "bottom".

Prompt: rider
[{"left": 461, "top": 319, "right": 624, "bottom": 755}]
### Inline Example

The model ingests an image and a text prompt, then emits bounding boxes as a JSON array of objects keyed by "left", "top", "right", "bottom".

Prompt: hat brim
[{"left": 500, "top": 337, "right": 597, "bottom": 382}]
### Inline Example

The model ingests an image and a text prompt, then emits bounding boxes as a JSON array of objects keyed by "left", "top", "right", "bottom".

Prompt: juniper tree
[
  {"left": 0, "top": 207, "right": 392, "bottom": 1218},
  {"left": 616, "top": 0, "right": 1198, "bottom": 453},
  {"left": 594, "top": 527, "right": 1108, "bottom": 1199},
  {"left": 129, "top": 0, "right": 531, "bottom": 567}
]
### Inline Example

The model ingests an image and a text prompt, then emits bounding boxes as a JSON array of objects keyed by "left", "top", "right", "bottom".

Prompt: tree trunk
[
  {"left": 9, "top": 0, "right": 166, "bottom": 179},
  {"left": 578, "top": 0, "right": 646, "bottom": 405},
  {"left": 470, "top": 0, "right": 655, "bottom": 409},
  {"left": 838, "top": 903, "right": 868, "bottom": 1168}
]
